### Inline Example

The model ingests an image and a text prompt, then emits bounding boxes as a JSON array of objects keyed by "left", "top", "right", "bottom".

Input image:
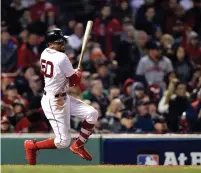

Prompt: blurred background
[{"left": 1, "top": 0, "right": 201, "bottom": 166}]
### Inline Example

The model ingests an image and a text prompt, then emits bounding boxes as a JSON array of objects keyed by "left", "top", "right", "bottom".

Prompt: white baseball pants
[{"left": 41, "top": 94, "right": 98, "bottom": 149}]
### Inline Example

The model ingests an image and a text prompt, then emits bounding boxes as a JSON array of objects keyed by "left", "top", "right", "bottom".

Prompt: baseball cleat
[
  {"left": 24, "top": 140, "right": 38, "bottom": 165},
  {"left": 70, "top": 139, "right": 92, "bottom": 161}
]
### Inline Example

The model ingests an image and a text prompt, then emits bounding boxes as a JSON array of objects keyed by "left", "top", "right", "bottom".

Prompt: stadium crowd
[{"left": 1, "top": 0, "right": 201, "bottom": 134}]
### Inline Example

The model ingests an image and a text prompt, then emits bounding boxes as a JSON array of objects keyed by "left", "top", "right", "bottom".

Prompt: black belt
[{"left": 43, "top": 91, "right": 66, "bottom": 98}]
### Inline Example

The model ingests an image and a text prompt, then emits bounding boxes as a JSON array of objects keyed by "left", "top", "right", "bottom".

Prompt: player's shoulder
[{"left": 42, "top": 48, "right": 67, "bottom": 60}]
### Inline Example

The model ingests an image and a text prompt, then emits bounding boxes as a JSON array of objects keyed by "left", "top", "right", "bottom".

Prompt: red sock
[
  {"left": 35, "top": 138, "right": 57, "bottom": 149},
  {"left": 77, "top": 120, "right": 94, "bottom": 146}
]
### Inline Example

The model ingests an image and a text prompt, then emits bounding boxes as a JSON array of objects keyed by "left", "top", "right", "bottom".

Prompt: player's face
[
  {"left": 50, "top": 41, "right": 65, "bottom": 52},
  {"left": 56, "top": 41, "right": 65, "bottom": 52}
]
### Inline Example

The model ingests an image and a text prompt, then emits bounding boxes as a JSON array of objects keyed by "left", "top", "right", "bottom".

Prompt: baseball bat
[{"left": 77, "top": 20, "right": 93, "bottom": 69}]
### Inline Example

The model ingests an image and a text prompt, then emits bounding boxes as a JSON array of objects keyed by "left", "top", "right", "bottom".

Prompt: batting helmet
[{"left": 45, "top": 28, "right": 69, "bottom": 43}]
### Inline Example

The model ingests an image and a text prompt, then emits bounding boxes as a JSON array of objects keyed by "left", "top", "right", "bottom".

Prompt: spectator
[
  {"left": 1, "top": 76, "right": 15, "bottom": 94},
  {"left": 148, "top": 101, "right": 160, "bottom": 119},
  {"left": 134, "top": 101, "right": 155, "bottom": 133},
  {"left": 82, "top": 46, "right": 106, "bottom": 72},
  {"left": 120, "top": 78, "right": 134, "bottom": 102},
  {"left": 82, "top": 80, "right": 109, "bottom": 117},
  {"left": 27, "top": 0, "right": 56, "bottom": 35},
  {"left": 152, "top": 26, "right": 163, "bottom": 45},
  {"left": 27, "top": 111, "right": 49, "bottom": 133},
  {"left": 102, "top": 98, "right": 125, "bottom": 132},
  {"left": 133, "top": 30, "right": 149, "bottom": 64},
  {"left": 153, "top": 115, "right": 168, "bottom": 134},
  {"left": 30, "top": 0, "right": 56, "bottom": 23},
  {"left": 115, "top": 0, "right": 133, "bottom": 22},
  {"left": 136, "top": 0, "right": 165, "bottom": 32},
  {"left": 19, "top": 9, "right": 32, "bottom": 30},
  {"left": 7, "top": 101, "right": 26, "bottom": 127},
  {"left": 1, "top": 118, "right": 13, "bottom": 133},
  {"left": 93, "top": 4, "right": 121, "bottom": 57},
  {"left": 120, "top": 110, "right": 135, "bottom": 133},
  {"left": 15, "top": 110, "right": 49, "bottom": 133},
  {"left": 63, "top": 18, "right": 76, "bottom": 35},
  {"left": 6, "top": 0, "right": 24, "bottom": 35},
  {"left": 17, "top": 32, "right": 40, "bottom": 68},
  {"left": 188, "top": 66, "right": 201, "bottom": 91},
  {"left": 160, "top": 34, "right": 175, "bottom": 61},
  {"left": 135, "top": 5, "right": 162, "bottom": 35},
  {"left": 122, "top": 81, "right": 149, "bottom": 111},
  {"left": 136, "top": 41, "right": 173, "bottom": 87},
  {"left": 2, "top": 83, "right": 27, "bottom": 106},
  {"left": 184, "top": 0, "right": 201, "bottom": 35},
  {"left": 1, "top": 31, "right": 17, "bottom": 72},
  {"left": 164, "top": 0, "right": 185, "bottom": 37},
  {"left": 147, "top": 84, "right": 162, "bottom": 103},
  {"left": 14, "top": 66, "right": 36, "bottom": 96},
  {"left": 68, "top": 23, "right": 84, "bottom": 51},
  {"left": 108, "top": 86, "right": 120, "bottom": 102},
  {"left": 18, "top": 29, "right": 29, "bottom": 46},
  {"left": 174, "top": 46, "right": 193, "bottom": 83},
  {"left": 184, "top": 34, "right": 201, "bottom": 65},
  {"left": 171, "top": 20, "right": 185, "bottom": 45},
  {"left": 91, "top": 46, "right": 107, "bottom": 64},
  {"left": 131, "top": 82, "right": 150, "bottom": 111},
  {"left": 116, "top": 25, "right": 136, "bottom": 82},
  {"left": 26, "top": 75, "right": 43, "bottom": 109},
  {"left": 45, "top": 8, "right": 58, "bottom": 28},
  {"left": 159, "top": 81, "right": 190, "bottom": 132},
  {"left": 96, "top": 61, "right": 115, "bottom": 89},
  {"left": 186, "top": 88, "right": 201, "bottom": 132}
]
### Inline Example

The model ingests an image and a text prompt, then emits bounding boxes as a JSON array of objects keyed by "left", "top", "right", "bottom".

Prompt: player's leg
[
  {"left": 69, "top": 96, "right": 99, "bottom": 161},
  {"left": 24, "top": 95, "right": 70, "bottom": 165}
]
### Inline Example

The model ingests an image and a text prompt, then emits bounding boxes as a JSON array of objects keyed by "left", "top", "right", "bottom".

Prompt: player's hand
[
  {"left": 74, "top": 68, "right": 82, "bottom": 78},
  {"left": 69, "top": 69, "right": 82, "bottom": 87}
]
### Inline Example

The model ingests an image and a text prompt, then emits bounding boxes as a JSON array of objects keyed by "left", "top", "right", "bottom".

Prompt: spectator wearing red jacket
[
  {"left": 93, "top": 4, "right": 121, "bottom": 58},
  {"left": 164, "top": 0, "right": 185, "bottom": 35},
  {"left": 30, "top": 0, "right": 56, "bottom": 23},
  {"left": 2, "top": 83, "right": 28, "bottom": 107},
  {"left": 15, "top": 110, "right": 49, "bottom": 133},
  {"left": 17, "top": 32, "right": 40, "bottom": 68}
]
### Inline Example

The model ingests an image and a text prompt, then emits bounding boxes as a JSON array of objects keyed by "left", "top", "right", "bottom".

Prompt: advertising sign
[{"left": 103, "top": 138, "right": 201, "bottom": 165}]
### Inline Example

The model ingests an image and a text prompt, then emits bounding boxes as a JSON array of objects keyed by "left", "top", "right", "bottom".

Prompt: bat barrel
[{"left": 77, "top": 20, "right": 93, "bottom": 69}]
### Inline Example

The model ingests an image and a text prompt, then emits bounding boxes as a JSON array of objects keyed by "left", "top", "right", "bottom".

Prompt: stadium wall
[
  {"left": 1, "top": 134, "right": 201, "bottom": 165},
  {"left": 1, "top": 134, "right": 101, "bottom": 165}
]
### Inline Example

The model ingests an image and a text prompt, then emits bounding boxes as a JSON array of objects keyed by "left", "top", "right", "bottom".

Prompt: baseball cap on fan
[
  {"left": 146, "top": 41, "right": 161, "bottom": 50},
  {"left": 46, "top": 28, "right": 69, "bottom": 43}
]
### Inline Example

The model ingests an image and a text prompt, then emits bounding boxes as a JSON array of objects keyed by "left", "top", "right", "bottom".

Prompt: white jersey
[{"left": 40, "top": 48, "right": 75, "bottom": 95}]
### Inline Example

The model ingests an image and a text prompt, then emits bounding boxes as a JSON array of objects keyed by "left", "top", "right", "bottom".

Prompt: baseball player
[{"left": 24, "top": 28, "right": 99, "bottom": 165}]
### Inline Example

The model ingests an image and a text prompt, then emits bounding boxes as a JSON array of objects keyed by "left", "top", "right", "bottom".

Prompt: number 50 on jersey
[{"left": 41, "top": 59, "right": 54, "bottom": 78}]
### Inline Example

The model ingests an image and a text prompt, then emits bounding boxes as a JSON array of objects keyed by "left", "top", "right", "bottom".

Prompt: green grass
[{"left": 2, "top": 165, "right": 201, "bottom": 173}]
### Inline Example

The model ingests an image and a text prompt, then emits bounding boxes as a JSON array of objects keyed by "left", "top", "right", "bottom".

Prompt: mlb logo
[{"left": 137, "top": 154, "right": 159, "bottom": 165}]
